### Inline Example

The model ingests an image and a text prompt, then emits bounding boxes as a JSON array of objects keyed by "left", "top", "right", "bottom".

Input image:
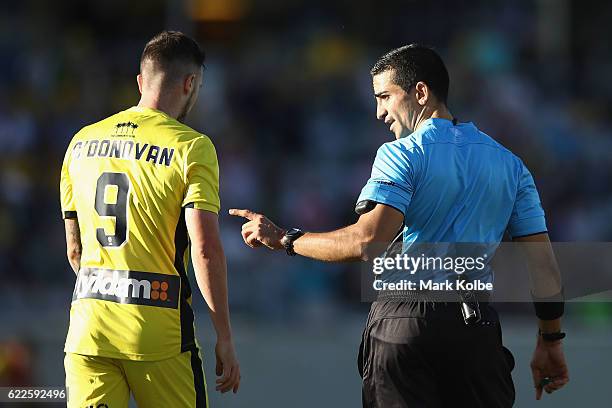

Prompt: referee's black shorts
[{"left": 358, "top": 299, "right": 515, "bottom": 408}]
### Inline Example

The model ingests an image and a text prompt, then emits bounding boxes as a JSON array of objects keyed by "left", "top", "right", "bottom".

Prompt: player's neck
[{"left": 137, "top": 95, "right": 181, "bottom": 120}]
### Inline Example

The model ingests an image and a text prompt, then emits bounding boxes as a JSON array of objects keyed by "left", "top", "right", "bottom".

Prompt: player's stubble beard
[{"left": 177, "top": 84, "right": 197, "bottom": 123}]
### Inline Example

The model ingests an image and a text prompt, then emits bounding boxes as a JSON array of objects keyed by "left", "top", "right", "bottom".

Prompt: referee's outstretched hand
[
  {"left": 530, "top": 338, "right": 569, "bottom": 400},
  {"left": 229, "top": 209, "right": 285, "bottom": 250}
]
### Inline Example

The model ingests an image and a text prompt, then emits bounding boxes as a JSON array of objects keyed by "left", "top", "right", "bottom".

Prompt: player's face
[
  {"left": 178, "top": 67, "right": 203, "bottom": 122},
  {"left": 373, "top": 70, "right": 420, "bottom": 139}
]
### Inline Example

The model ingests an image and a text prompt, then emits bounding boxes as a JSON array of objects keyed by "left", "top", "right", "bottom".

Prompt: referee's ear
[{"left": 415, "top": 81, "right": 430, "bottom": 106}]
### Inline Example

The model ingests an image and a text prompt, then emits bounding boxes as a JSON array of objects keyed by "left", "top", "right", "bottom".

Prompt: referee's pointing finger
[{"left": 229, "top": 208, "right": 257, "bottom": 220}]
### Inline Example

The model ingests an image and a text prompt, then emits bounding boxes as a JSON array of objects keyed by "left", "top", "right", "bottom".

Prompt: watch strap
[
  {"left": 538, "top": 330, "right": 566, "bottom": 342},
  {"left": 281, "top": 228, "right": 304, "bottom": 256}
]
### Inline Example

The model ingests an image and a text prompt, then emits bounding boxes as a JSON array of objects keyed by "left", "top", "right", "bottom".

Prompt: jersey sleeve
[
  {"left": 507, "top": 160, "right": 547, "bottom": 238},
  {"left": 182, "top": 135, "right": 221, "bottom": 213},
  {"left": 60, "top": 141, "right": 77, "bottom": 219},
  {"left": 356, "top": 142, "right": 415, "bottom": 216}
]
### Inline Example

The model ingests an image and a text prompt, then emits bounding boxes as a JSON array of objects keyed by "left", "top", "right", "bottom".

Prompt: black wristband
[
  {"left": 532, "top": 288, "right": 565, "bottom": 320},
  {"left": 539, "top": 329, "right": 566, "bottom": 342}
]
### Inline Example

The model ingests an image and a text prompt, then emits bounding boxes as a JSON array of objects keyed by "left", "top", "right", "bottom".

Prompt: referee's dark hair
[
  {"left": 371, "top": 44, "right": 449, "bottom": 104},
  {"left": 140, "top": 31, "right": 205, "bottom": 75}
]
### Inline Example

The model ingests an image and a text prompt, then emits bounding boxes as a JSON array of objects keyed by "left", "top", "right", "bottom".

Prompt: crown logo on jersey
[{"left": 113, "top": 122, "right": 139, "bottom": 136}]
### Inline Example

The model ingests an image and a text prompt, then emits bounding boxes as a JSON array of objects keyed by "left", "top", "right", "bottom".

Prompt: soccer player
[
  {"left": 60, "top": 31, "right": 240, "bottom": 407},
  {"left": 230, "top": 45, "right": 569, "bottom": 406}
]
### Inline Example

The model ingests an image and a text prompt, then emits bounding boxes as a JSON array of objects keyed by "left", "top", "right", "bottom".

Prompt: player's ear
[
  {"left": 136, "top": 74, "right": 144, "bottom": 94},
  {"left": 415, "top": 81, "right": 429, "bottom": 106},
  {"left": 184, "top": 74, "right": 196, "bottom": 94}
]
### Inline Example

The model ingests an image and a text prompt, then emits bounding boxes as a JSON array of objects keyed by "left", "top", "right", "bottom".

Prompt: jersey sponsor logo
[
  {"left": 113, "top": 121, "right": 139, "bottom": 137},
  {"left": 71, "top": 139, "right": 175, "bottom": 167},
  {"left": 73, "top": 267, "right": 180, "bottom": 309}
]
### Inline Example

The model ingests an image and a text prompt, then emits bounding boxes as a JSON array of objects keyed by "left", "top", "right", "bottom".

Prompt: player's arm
[
  {"left": 229, "top": 203, "right": 403, "bottom": 262},
  {"left": 64, "top": 218, "right": 82, "bottom": 274},
  {"left": 513, "top": 232, "right": 569, "bottom": 399},
  {"left": 185, "top": 208, "right": 240, "bottom": 393}
]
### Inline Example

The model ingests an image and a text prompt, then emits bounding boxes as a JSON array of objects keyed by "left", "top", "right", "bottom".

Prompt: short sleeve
[
  {"left": 507, "top": 160, "right": 547, "bottom": 238},
  {"left": 356, "top": 142, "right": 415, "bottom": 216},
  {"left": 60, "top": 142, "right": 77, "bottom": 219},
  {"left": 182, "top": 136, "right": 220, "bottom": 214}
]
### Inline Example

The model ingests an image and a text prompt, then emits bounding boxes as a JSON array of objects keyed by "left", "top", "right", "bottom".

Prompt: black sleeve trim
[
  {"left": 183, "top": 203, "right": 195, "bottom": 208},
  {"left": 63, "top": 211, "right": 77, "bottom": 219},
  {"left": 512, "top": 231, "right": 548, "bottom": 239},
  {"left": 355, "top": 200, "right": 377, "bottom": 215},
  {"left": 354, "top": 200, "right": 404, "bottom": 217}
]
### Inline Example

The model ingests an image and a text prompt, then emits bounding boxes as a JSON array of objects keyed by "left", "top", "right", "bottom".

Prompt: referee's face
[{"left": 373, "top": 70, "right": 417, "bottom": 139}]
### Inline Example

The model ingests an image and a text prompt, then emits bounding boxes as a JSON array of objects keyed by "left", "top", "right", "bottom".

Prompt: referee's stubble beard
[{"left": 373, "top": 69, "right": 444, "bottom": 139}]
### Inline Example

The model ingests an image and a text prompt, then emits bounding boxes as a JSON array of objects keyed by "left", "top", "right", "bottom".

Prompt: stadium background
[{"left": 1, "top": 0, "right": 611, "bottom": 406}]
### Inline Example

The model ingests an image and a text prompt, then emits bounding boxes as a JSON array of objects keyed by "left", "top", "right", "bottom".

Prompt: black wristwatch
[
  {"left": 538, "top": 329, "right": 566, "bottom": 342},
  {"left": 280, "top": 228, "right": 304, "bottom": 256}
]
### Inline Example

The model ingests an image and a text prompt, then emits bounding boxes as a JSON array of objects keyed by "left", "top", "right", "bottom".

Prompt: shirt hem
[{"left": 64, "top": 346, "right": 181, "bottom": 362}]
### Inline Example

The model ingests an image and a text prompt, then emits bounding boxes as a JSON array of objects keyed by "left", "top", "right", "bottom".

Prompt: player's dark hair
[
  {"left": 140, "top": 30, "right": 205, "bottom": 74},
  {"left": 371, "top": 44, "right": 449, "bottom": 104}
]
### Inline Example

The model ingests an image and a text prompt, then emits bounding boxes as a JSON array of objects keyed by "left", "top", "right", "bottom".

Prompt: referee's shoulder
[
  {"left": 477, "top": 129, "right": 519, "bottom": 158},
  {"left": 380, "top": 126, "right": 433, "bottom": 153}
]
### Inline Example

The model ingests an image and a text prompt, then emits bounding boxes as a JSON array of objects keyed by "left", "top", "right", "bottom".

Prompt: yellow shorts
[{"left": 64, "top": 349, "right": 208, "bottom": 408}]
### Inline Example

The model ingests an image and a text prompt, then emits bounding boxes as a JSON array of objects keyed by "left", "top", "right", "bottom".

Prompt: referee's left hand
[
  {"left": 229, "top": 209, "right": 285, "bottom": 250},
  {"left": 530, "top": 338, "right": 569, "bottom": 400}
]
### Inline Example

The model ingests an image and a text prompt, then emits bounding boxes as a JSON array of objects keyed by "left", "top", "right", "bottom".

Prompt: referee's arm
[
  {"left": 229, "top": 203, "right": 403, "bottom": 262},
  {"left": 513, "top": 232, "right": 569, "bottom": 400},
  {"left": 513, "top": 232, "right": 563, "bottom": 330}
]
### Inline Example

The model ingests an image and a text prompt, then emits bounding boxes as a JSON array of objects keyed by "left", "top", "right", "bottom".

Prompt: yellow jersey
[{"left": 60, "top": 106, "right": 220, "bottom": 361}]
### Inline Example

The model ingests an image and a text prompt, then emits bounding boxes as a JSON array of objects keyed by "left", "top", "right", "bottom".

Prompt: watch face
[{"left": 287, "top": 228, "right": 302, "bottom": 237}]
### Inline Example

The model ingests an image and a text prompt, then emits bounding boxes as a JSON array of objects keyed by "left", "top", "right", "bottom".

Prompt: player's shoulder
[
  {"left": 177, "top": 126, "right": 215, "bottom": 151},
  {"left": 71, "top": 110, "right": 128, "bottom": 140}
]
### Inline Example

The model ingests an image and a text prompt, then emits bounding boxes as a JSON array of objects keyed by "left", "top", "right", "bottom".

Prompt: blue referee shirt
[{"left": 357, "top": 118, "right": 547, "bottom": 283}]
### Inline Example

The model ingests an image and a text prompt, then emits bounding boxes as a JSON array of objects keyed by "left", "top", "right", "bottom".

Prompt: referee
[{"left": 230, "top": 45, "right": 568, "bottom": 407}]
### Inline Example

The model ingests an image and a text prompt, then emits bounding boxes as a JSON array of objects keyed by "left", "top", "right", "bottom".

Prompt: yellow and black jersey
[{"left": 60, "top": 106, "right": 219, "bottom": 361}]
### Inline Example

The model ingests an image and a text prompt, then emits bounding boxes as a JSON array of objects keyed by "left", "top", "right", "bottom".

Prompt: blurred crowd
[{"left": 1, "top": 0, "right": 611, "bottom": 319}]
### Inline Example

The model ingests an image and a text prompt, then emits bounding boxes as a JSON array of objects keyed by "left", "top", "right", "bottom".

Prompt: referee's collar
[
  {"left": 425, "top": 118, "right": 454, "bottom": 128},
  {"left": 421, "top": 118, "right": 475, "bottom": 131}
]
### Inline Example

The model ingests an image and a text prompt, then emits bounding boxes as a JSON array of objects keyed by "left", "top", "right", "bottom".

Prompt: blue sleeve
[
  {"left": 356, "top": 142, "right": 415, "bottom": 216},
  {"left": 507, "top": 161, "right": 547, "bottom": 238}
]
